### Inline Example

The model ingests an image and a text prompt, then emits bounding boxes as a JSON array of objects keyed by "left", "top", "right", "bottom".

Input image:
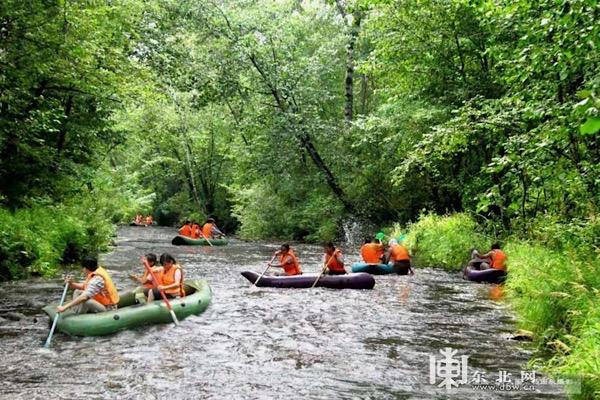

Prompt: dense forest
[{"left": 1, "top": 1, "right": 598, "bottom": 396}]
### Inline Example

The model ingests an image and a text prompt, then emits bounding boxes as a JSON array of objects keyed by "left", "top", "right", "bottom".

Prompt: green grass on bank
[
  {"left": 0, "top": 200, "right": 115, "bottom": 281},
  {"left": 394, "top": 213, "right": 599, "bottom": 399}
]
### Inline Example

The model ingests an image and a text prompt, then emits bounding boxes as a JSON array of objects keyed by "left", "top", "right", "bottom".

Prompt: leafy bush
[
  {"left": 231, "top": 181, "right": 343, "bottom": 241},
  {"left": 403, "top": 213, "right": 489, "bottom": 270},
  {"left": 0, "top": 197, "right": 116, "bottom": 281}
]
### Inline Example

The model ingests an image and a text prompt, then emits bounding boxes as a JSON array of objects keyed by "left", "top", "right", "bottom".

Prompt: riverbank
[
  {"left": 393, "top": 213, "right": 599, "bottom": 399},
  {"left": 0, "top": 202, "right": 115, "bottom": 281}
]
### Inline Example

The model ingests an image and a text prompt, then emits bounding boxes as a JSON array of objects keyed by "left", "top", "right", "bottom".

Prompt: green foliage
[
  {"left": 231, "top": 179, "right": 343, "bottom": 241},
  {"left": 403, "top": 213, "right": 489, "bottom": 271},
  {"left": 0, "top": 199, "right": 115, "bottom": 281},
  {"left": 505, "top": 240, "right": 600, "bottom": 398},
  {"left": 0, "top": 0, "right": 149, "bottom": 208}
]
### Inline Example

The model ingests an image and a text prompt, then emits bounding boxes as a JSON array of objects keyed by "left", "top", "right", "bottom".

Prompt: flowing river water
[{"left": 0, "top": 226, "right": 567, "bottom": 399}]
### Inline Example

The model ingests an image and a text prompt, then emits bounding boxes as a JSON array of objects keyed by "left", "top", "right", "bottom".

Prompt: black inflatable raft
[{"left": 241, "top": 271, "right": 375, "bottom": 289}]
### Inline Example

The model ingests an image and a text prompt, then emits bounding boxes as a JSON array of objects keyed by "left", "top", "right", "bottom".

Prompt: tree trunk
[
  {"left": 248, "top": 52, "right": 355, "bottom": 213},
  {"left": 344, "top": 11, "right": 362, "bottom": 124}
]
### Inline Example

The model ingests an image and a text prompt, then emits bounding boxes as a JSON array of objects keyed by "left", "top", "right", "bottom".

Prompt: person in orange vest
[
  {"left": 478, "top": 243, "right": 507, "bottom": 272},
  {"left": 386, "top": 239, "right": 414, "bottom": 275},
  {"left": 269, "top": 244, "right": 302, "bottom": 276},
  {"left": 135, "top": 213, "right": 144, "bottom": 224},
  {"left": 145, "top": 253, "right": 185, "bottom": 302},
  {"left": 201, "top": 217, "right": 225, "bottom": 239},
  {"left": 129, "top": 253, "right": 160, "bottom": 304},
  {"left": 360, "top": 237, "right": 385, "bottom": 264},
  {"left": 145, "top": 215, "right": 154, "bottom": 225},
  {"left": 190, "top": 221, "right": 202, "bottom": 239},
  {"left": 323, "top": 242, "right": 346, "bottom": 275},
  {"left": 57, "top": 256, "right": 120, "bottom": 314},
  {"left": 178, "top": 220, "right": 193, "bottom": 237}
]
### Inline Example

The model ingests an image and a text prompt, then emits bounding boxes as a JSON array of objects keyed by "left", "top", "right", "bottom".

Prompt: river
[{"left": 0, "top": 226, "right": 567, "bottom": 399}]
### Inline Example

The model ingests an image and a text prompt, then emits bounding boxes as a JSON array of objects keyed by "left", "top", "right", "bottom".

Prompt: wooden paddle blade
[{"left": 169, "top": 310, "right": 180, "bottom": 325}]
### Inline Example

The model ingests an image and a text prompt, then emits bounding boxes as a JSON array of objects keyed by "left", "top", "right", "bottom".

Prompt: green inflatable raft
[
  {"left": 171, "top": 235, "right": 228, "bottom": 246},
  {"left": 42, "top": 279, "right": 212, "bottom": 337}
]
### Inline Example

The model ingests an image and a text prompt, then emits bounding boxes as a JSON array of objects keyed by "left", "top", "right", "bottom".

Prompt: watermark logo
[
  {"left": 429, "top": 347, "right": 469, "bottom": 390},
  {"left": 428, "top": 347, "right": 581, "bottom": 394}
]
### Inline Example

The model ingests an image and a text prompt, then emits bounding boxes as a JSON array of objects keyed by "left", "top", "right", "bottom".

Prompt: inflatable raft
[
  {"left": 129, "top": 221, "right": 157, "bottom": 227},
  {"left": 463, "top": 266, "right": 506, "bottom": 284},
  {"left": 351, "top": 262, "right": 394, "bottom": 275},
  {"left": 171, "top": 235, "right": 228, "bottom": 246},
  {"left": 42, "top": 280, "right": 212, "bottom": 336},
  {"left": 241, "top": 271, "right": 375, "bottom": 289}
]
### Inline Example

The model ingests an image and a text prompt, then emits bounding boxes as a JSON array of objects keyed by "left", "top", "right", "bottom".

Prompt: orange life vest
[
  {"left": 361, "top": 243, "right": 384, "bottom": 264},
  {"left": 85, "top": 267, "right": 120, "bottom": 306},
  {"left": 191, "top": 224, "right": 201, "bottom": 239},
  {"left": 160, "top": 264, "right": 184, "bottom": 297},
  {"left": 389, "top": 244, "right": 410, "bottom": 263},
  {"left": 490, "top": 249, "right": 507, "bottom": 271},
  {"left": 179, "top": 224, "right": 192, "bottom": 237},
  {"left": 325, "top": 249, "right": 345, "bottom": 272},
  {"left": 280, "top": 250, "right": 301, "bottom": 276},
  {"left": 141, "top": 267, "right": 161, "bottom": 289},
  {"left": 202, "top": 223, "right": 214, "bottom": 239}
]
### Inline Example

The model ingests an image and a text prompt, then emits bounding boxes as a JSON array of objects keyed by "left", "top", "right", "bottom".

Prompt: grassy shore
[{"left": 393, "top": 213, "right": 599, "bottom": 399}]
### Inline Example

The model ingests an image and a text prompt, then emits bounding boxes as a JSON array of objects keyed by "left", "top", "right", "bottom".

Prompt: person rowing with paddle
[
  {"left": 129, "top": 253, "right": 160, "bottom": 304},
  {"left": 323, "top": 242, "right": 346, "bottom": 275},
  {"left": 201, "top": 217, "right": 225, "bottom": 239},
  {"left": 268, "top": 244, "right": 302, "bottom": 276},
  {"left": 145, "top": 253, "right": 185, "bottom": 303},
  {"left": 178, "top": 220, "right": 193, "bottom": 237},
  {"left": 190, "top": 221, "right": 202, "bottom": 239},
  {"left": 56, "top": 256, "right": 119, "bottom": 314}
]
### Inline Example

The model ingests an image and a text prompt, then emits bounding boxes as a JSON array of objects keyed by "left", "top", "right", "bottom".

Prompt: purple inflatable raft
[
  {"left": 241, "top": 271, "right": 375, "bottom": 289},
  {"left": 463, "top": 266, "right": 506, "bottom": 284}
]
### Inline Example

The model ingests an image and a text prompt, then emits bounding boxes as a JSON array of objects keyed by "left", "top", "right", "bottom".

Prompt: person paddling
[
  {"left": 201, "top": 217, "right": 225, "bottom": 239},
  {"left": 323, "top": 242, "right": 346, "bottom": 275},
  {"left": 129, "top": 253, "right": 160, "bottom": 304},
  {"left": 190, "top": 221, "right": 202, "bottom": 239},
  {"left": 386, "top": 239, "right": 413, "bottom": 275},
  {"left": 178, "top": 220, "right": 193, "bottom": 237},
  {"left": 57, "top": 256, "right": 119, "bottom": 314},
  {"left": 269, "top": 244, "right": 302, "bottom": 276},
  {"left": 360, "top": 237, "right": 385, "bottom": 264},
  {"left": 145, "top": 253, "right": 185, "bottom": 302}
]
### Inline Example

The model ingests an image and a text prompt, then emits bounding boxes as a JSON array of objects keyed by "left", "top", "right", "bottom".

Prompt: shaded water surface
[{"left": 0, "top": 227, "right": 566, "bottom": 399}]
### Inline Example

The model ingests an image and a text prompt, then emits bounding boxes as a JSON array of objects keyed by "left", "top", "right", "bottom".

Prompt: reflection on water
[{"left": 0, "top": 227, "right": 566, "bottom": 399}]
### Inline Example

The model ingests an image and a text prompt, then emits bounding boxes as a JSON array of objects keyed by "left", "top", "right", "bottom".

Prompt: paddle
[
  {"left": 254, "top": 254, "right": 277, "bottom": 287},
  {"left": 44, "top": 277, "right": 70, "bottom": 348},
  {"left": 142, "top": 258, "right": 179, "bottom": 326},
  {"left": 198, "top": 228, "right": 214, "bottom": 247},
  {"left": 311, "top": 250, "right": 337, "bottom": 289}
]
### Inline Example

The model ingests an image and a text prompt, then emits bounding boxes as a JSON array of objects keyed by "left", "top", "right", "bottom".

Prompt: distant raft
[
  {"left": 171, "top": 235, "right": 229, "bottom": 246},
  {"left": 463, "top": 266, "right": 507, "bottom": 284},
  {"left": 42, "top": 280, "right": 212, "bottom": 337},
  {"left": 351, "top": 262, "right": 394, "bottom": 275},
  {"left": 241, "top": 271, "right": 375, "bottom": 289}
]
